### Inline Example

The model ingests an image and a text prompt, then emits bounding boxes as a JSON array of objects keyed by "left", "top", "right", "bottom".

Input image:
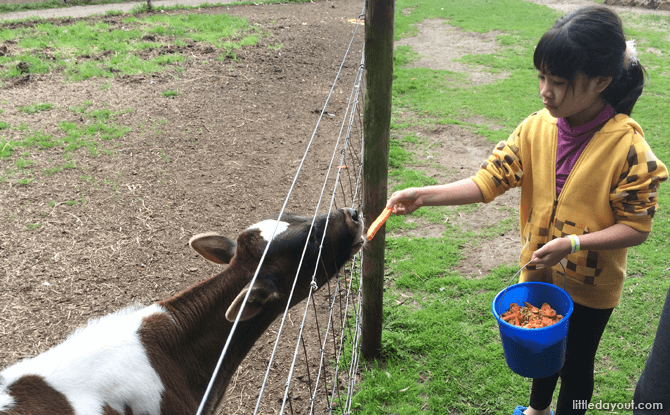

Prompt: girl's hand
[
  {"left": 386, "top": 179, "right": 484, "bottom": 214},
  {"left": 387, "top": 188, "right": 422, "bottom": 215},
  {"left": 530, "top": 237, "right": 571, "bottom": 269}
]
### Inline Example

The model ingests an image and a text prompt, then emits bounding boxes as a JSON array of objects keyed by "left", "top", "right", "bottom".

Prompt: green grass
[
  {"left": 0, "top": 11, "right": 259, "bottom": 82},
  {"left": 0, "top": 109, "right": 129, "bottom": 158},
  {"left": 162, "top": 90, "right": 180, "bottom": 98},
  {"left": 348, "top": 0, "right": 670, "bottom": 413},
  {"left": 18, "top": 102, "right": 54, "bottom": 114},
  {"left": 0, "top": 99, "right": 132, "bottom": 185}
]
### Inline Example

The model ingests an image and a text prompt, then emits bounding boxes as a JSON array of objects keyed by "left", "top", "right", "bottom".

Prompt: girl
[{"left": 386, "top": 6, "right": 668, "bottom": 415}]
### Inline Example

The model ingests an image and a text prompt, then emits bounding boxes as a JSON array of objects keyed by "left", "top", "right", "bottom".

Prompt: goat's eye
[{"left": 351, "top": 210, "right": 359, "bottom": 222}]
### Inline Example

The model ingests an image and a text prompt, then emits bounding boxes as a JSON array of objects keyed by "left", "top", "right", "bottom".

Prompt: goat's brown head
[{"left": 189, "top": 208, "right": 363, "bottom": 322}]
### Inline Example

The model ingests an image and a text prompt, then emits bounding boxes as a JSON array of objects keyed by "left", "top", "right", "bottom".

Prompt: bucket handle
[{"left": 497, "top": 260, "right": 567, "bottom": 318}]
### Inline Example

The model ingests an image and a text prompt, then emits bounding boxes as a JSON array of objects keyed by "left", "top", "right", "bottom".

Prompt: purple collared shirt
[{"left": 556, "top": 105, "right": 616, "bottom": 196}]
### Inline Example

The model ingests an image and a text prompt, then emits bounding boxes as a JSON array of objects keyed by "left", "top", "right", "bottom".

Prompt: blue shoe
[
  {"left": 512, "top": 406, "right": 553, "bottom": 415},
  {"left": 513, "top": 406, "right": 527, "bottom": 415}
]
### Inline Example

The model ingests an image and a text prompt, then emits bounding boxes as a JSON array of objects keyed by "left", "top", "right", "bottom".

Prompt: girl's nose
[{"left": 540, "top": 85, "right": 552, "bottom": 99}]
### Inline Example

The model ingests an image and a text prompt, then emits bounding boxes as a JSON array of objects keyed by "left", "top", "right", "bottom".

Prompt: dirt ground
[{"left": 0, "top": 0, "right": 667, "bottom": 413}]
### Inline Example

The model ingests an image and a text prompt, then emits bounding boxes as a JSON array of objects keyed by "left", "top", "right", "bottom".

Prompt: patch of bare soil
[{"left": 395, "top": 19, "right": 509, "bottom": 86}]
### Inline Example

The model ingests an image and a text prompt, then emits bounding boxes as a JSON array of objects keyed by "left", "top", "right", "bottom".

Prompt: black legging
[
  {"left": 634, "top": 285, "right": 670, "bottom": 414},
  {"left": 529, "top": 302, "right": 614, "bottom": 414}
]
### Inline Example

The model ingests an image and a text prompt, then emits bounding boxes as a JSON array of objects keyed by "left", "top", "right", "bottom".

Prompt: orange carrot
[
  {"left": 501, "top": 301, "right": 561, "bottom": 328},
  {"left": 366, "top": 206, "right": 393, "bottom": 241}
]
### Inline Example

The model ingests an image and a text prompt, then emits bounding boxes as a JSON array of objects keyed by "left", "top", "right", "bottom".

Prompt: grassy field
[
  {"left": 350, "top": 0, "right": 670, "bottom": 414},
  {"left": 0, "top": 13, "right": 259, "bottom": 82}
]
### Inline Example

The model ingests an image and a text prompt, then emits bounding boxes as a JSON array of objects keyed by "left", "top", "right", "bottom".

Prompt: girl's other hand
[
  {"left": 530, "top": 237, "right": 571, "bottom": 269},
  {"left": 387, "top": 188, "right": 422, "bottom": 215}
]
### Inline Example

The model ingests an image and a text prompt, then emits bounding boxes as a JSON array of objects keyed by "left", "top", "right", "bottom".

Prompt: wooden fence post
[{"left": 361, "top": 0, "right": 394, "bottom": 360}]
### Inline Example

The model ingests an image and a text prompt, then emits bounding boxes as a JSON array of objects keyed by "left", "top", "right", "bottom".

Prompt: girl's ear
[{"left": 594, "top": 76, "right": 613, "bottom": 93}]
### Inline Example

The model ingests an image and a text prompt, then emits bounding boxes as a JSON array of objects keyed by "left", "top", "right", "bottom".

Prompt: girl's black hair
[{"left": 533, "top": 5, "right": 646, "bottom": 116}]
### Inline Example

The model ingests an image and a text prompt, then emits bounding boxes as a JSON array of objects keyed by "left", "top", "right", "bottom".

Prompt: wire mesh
[{"left": 203, "top": 11, "right": 368, "bottom": 415}]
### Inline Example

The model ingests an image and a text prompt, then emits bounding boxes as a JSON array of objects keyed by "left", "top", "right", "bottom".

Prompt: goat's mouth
[{"left": 351, "top": 235, "right": 365, "bottom": 255}]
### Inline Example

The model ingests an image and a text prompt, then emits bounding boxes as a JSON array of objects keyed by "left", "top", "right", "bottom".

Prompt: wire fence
[{"left": 209, "top": 12, "right": 368, "bottom": 415}]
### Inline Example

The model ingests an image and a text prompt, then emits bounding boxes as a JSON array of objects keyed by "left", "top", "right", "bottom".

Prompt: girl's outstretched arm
[
  {"left": 386, "top": 178, "right": 485, "bottom": 215},
  {"left": 530, "top": 223, "right": 649, "bottom": 268}
]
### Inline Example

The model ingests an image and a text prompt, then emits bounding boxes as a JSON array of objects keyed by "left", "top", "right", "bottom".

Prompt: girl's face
[{"left": 538, "top": 70, "right": 611, "bottom": 127}]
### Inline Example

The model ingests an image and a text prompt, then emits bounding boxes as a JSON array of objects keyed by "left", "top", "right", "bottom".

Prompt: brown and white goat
[{"left": 0, "top": 208, "right": 364, "bottom": 415}]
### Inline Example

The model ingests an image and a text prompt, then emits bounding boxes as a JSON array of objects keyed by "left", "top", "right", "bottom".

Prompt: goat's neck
[{"left": 154, "top": 266, "right": 278, "bottom": 411}]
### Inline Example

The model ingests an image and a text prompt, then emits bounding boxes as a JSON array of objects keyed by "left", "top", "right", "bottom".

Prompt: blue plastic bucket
[{"left": 491, "top": 281, "right": 574, "bottom": 378}]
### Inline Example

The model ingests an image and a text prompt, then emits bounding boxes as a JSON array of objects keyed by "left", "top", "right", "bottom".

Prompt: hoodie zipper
[
  {"left": 550, "top": 128, "right": 602, "bottom": 232},
  {"left": 548, "top": 198, "right": 559, "bottom": 227}
]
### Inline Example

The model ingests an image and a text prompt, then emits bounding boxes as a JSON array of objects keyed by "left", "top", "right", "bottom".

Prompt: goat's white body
[
  {"left": 0, "top": 304, "right": 167, "bottom": 414},
  {"left": 0, "top": 393, "right": 12, "bottom": 412}
]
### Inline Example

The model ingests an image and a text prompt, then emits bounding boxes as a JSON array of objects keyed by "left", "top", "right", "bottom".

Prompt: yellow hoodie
[{"left": 472, "top": 109, "right": 668, "bottom": 309}]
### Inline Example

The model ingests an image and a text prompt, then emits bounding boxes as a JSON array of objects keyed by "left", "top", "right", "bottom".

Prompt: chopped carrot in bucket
[{"left": 501, "top": 302, "right": 563, "bottom": 328}]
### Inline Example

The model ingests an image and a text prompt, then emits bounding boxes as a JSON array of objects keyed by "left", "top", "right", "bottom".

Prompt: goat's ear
[
  {"left": 189, "top": 232, "right": 237, "bottom": 264},
  {"left": 225, "top": 277, "right": 280, "bottom": 322}
]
